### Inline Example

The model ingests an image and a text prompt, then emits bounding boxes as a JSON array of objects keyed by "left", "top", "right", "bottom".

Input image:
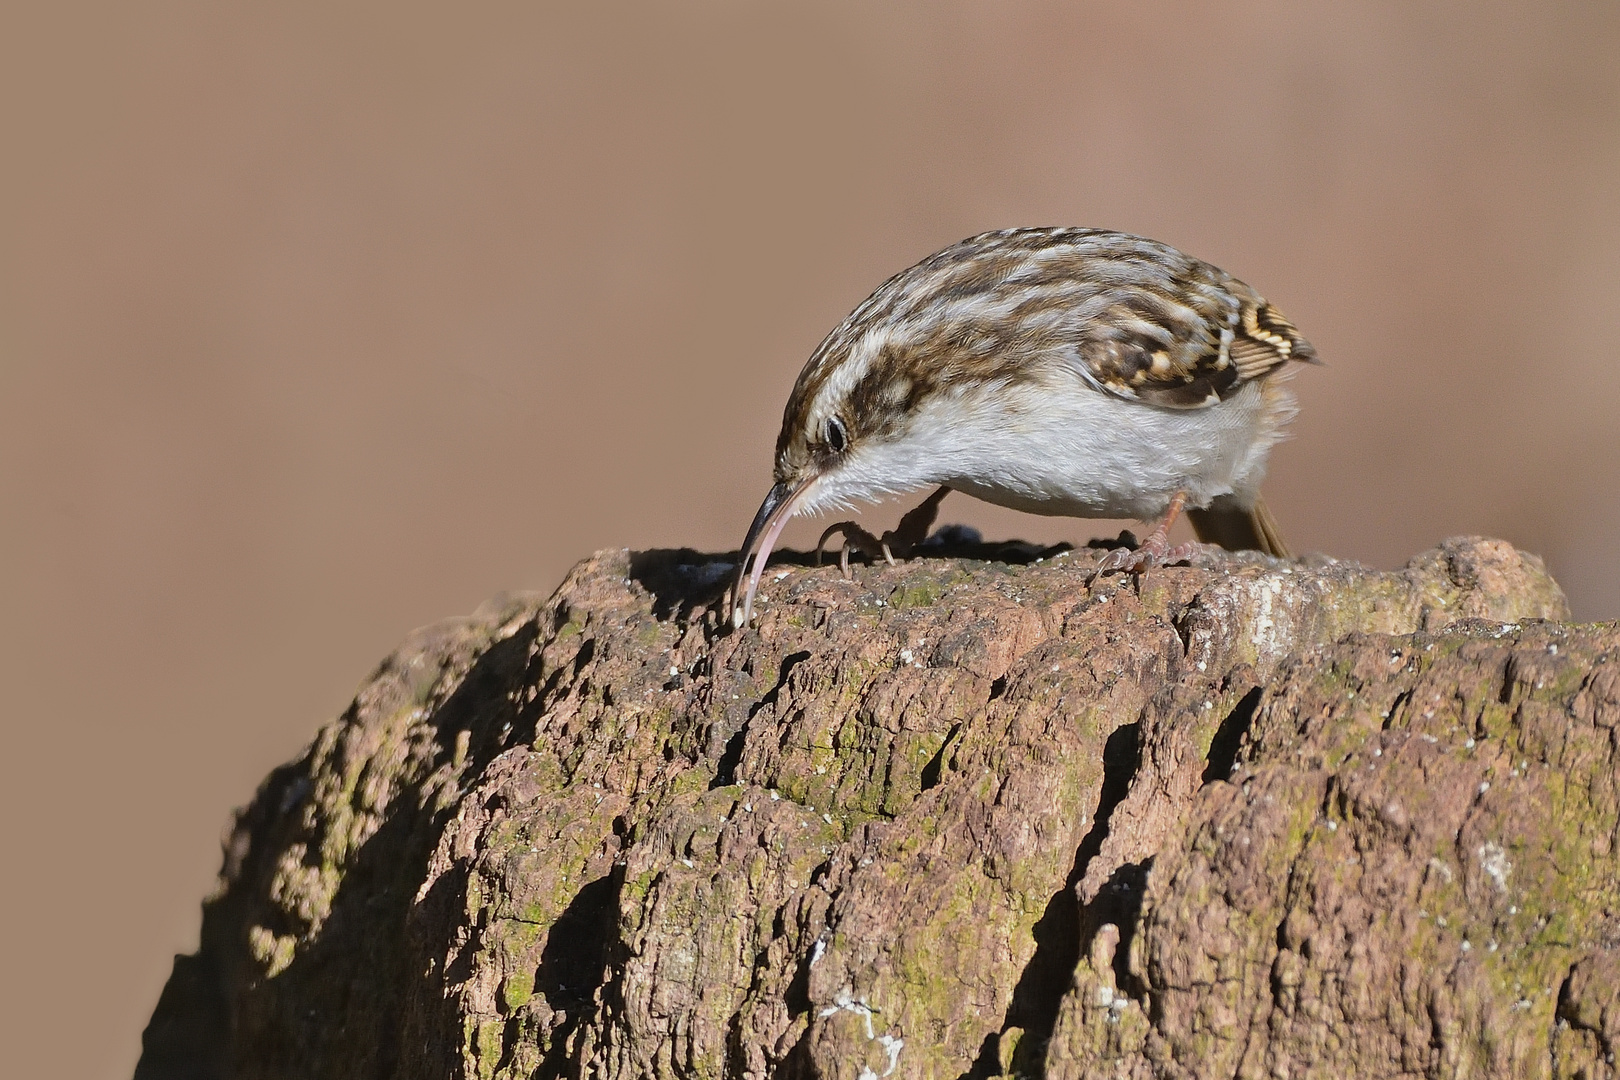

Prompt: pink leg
[{"left": 1094, "top": 491, "right": 1201, "bottom": 576}]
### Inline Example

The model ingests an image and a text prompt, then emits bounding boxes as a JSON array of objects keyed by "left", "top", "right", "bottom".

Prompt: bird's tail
[{"left": 1186, "top": 495, "right": 1292, "bottom": 559}]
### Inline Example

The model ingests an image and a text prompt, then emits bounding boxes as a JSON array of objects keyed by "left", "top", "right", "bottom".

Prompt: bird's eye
[{"left": 825, "top": 417, "right": 847, "bottom": 454}]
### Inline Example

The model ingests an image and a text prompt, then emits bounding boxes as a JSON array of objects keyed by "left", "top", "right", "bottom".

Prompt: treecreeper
[
  {"left": 138, "top": 236, "right": 1619, "bottom": 1079},
  {"left": 734, "top": 227, "right": 1316, "bottom": 627}
]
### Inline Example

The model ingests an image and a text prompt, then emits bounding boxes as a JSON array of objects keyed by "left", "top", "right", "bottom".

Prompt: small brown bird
[{"left": 732, "top": 227, "right": 1317, "bottom": 627}]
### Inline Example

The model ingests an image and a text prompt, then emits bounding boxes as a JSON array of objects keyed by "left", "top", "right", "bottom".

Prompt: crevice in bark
[
  {"left": 920, "top": 723, "right": 962, "bottom": 792},
  {"left": 1203, "top": 686, "right": 1262, "bottom": 785},
  {"left": 712, "top": 650, "right": 809, "bottom": 788},
  {"left": 970, "top": 720, "right": 1143, "bottom": 1078},
  {"left": 1383, "top": 688, "right": 1415, "bottom": 730}
]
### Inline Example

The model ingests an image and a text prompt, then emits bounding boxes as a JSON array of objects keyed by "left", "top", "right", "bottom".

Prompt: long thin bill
[{"left": 732, "top": 477, "right": 813, "bottom": 628}]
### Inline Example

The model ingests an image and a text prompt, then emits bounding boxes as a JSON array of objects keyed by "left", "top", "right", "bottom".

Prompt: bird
[{"left": 731, "top": 227, "right": 1318, "bottom": 628}]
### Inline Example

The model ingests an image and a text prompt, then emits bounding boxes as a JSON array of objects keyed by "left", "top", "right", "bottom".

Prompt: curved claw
[
  {"left": 1092, "top": 490, "right": 1199, "bottom": 578},
  {"left": 813, "top": 487, "right": 953, "bottom": 580},
  {"left": 1093, "top": 535, "right": 1200, "bottom": 576},
  {"left": 817, "top": 521, "right": 887, "bottom": 580}
]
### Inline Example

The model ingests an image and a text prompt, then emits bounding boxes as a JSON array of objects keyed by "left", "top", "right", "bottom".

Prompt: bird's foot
[
  {"left": 816, "top": 520, "right": 891, "bottom": 578},
  {"left": 816, "top": 486, "right": 950, "bottom": 580},
  {"left": 1092, "top": 491, "right": 1197, "bottom": 577},
  {"left": 1092, "top": 533, "right": 1200, "bottom": 576}
]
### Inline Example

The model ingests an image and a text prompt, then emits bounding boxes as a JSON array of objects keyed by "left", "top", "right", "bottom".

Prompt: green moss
[
  {"left": 247, "top": 925, "right": 298, "bottom": 978},
  {"left": 501, "top": 970, "right": 535, "bottom": 1012},
  {"left": 621, "top": 867, "right": 659, "bottom": 909},
  {"left": 474, "top": 1018, "right": 504, "bottom": 1079},
  {"left": 667, "top": 766, "right": 709, "bottom": 798},
  {"left": 889, "top": 580, "right": 941, "bottom": 608}
]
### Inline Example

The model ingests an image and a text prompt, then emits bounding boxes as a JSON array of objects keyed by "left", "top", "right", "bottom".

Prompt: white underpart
[{"left": 802, "top": 370, "right": 1293, "bottom": 521}]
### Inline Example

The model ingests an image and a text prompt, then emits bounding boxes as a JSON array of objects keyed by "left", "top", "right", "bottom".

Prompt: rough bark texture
[{"left": 136, "top": 536, "right": 1620, "bottom": 1080}]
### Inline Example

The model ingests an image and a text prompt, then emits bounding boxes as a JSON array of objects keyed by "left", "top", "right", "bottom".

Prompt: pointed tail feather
[{"left": 1187, "top": 495, "right": 1292, "bottom": 559}]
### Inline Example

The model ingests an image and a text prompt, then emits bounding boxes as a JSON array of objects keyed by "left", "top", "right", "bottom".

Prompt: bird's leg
[
  {"left": 884, "top": 485, "right": 950, "bottom": 551},
  {"left": 1094, "top": 491, "right": 1201, "bottom": 576},
  {"left": 816, "top": 486, "right": 951, "bottom": 580}
]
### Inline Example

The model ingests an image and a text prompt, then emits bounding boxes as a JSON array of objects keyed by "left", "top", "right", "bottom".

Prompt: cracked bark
[{"left": 135, "top": 536, "right": 1620, "bottom": 1080}]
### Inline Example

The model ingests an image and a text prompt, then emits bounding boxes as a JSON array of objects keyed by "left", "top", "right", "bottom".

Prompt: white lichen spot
[
  {"left": 818, "top": 989, "right": 876, "bottom": 1039},
  {"left": 774, "top": 570, "right": 791, "bottom": 582},
  {"left": 1477, "top": 842, "right": 1512, "bottom": 892},
  {"left": 1479, "top": 782, "right": 1491, "bottom": 795},
  {"left": 1249, "top": 575, "right": 1288, "bottom": 660},
  {"left": 875, "top": 1035, "right": 904, "bottom": 1076}
]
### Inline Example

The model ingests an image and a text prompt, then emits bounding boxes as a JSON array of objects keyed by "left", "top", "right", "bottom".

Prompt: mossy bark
[{"left": 136, "top": 537, "right": 1619, "bottom": 1079}]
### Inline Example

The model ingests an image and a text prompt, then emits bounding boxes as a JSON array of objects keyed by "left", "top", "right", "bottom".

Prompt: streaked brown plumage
[{"left": 734, "top": 227, "right": 1318, "bottom": 627}]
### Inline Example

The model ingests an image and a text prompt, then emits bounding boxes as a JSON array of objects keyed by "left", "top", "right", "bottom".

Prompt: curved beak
[{"left": 731, "top": 475, "right": 816, "bottom": 628}]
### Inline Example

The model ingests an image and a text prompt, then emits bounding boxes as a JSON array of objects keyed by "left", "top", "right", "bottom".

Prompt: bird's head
[{"left": 731, "top": 324, "right": 939, "bottom": 628}]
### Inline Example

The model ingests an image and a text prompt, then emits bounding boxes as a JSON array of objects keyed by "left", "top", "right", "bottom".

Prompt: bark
[{"left": 136, "top": 536, "right": 1620, "bottom": 1080}]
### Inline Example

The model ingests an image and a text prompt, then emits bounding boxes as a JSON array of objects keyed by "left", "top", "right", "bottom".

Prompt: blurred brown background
[{"left": 2, "top": 2, "right": 1617, "bottom": 1074}]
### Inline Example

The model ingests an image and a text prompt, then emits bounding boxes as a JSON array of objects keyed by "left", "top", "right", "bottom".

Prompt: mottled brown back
[{"left": 777, "top": 228, "right": 1317, "bottom": 475}]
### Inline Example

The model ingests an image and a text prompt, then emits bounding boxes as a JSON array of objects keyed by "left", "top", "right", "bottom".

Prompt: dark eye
[{"left": 825, "top": 417, "right": 847, "bottom": 454}]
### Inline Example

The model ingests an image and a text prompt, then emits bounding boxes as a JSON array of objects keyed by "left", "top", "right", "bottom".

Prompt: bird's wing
[{"left": 1074, "top": 298, "right": 1317, "bottom": 410}]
